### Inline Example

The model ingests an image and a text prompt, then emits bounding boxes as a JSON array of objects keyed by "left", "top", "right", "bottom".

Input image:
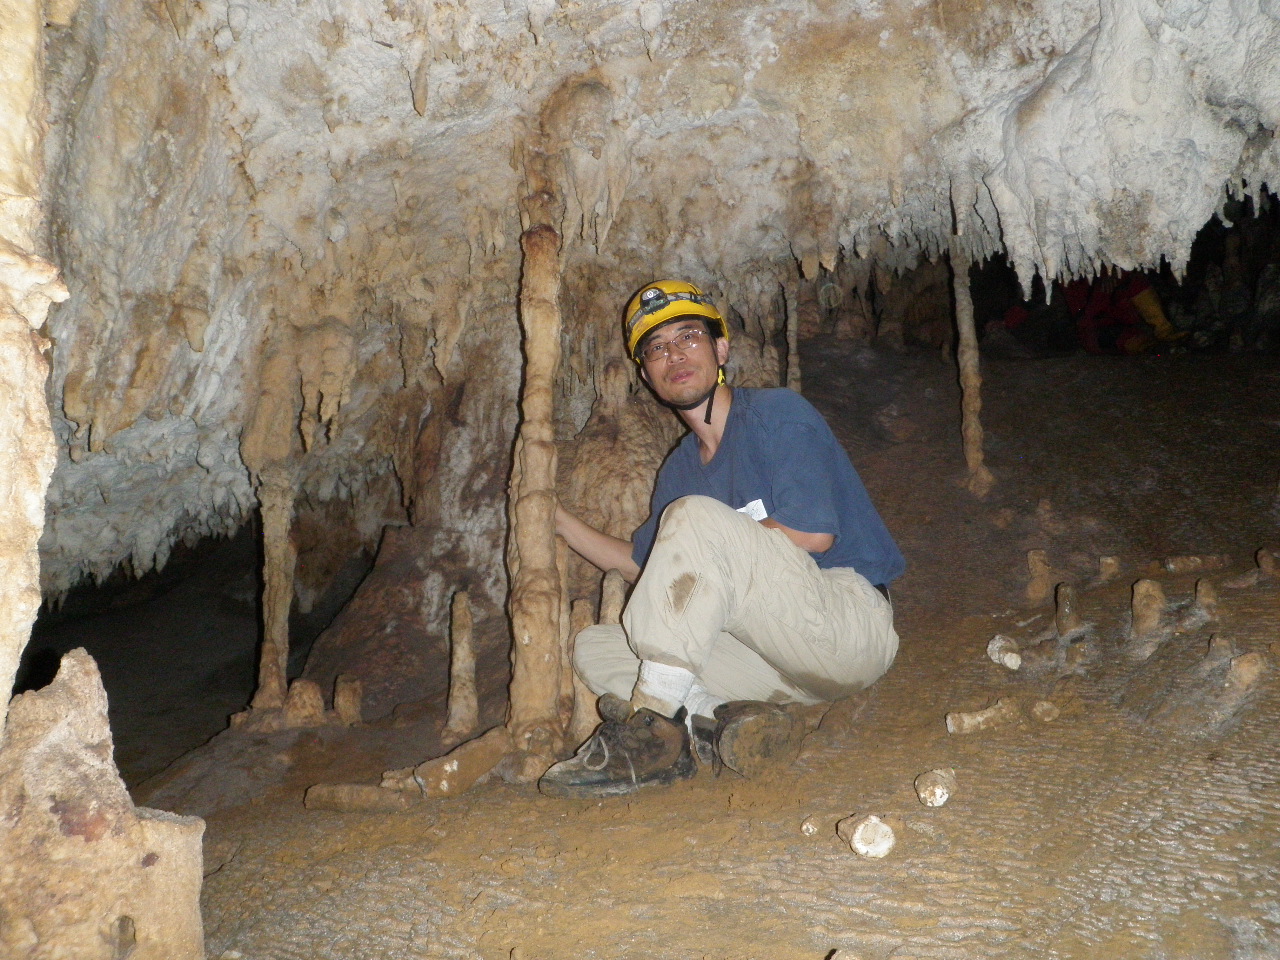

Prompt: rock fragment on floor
[{"left": 0, "top": 650, "right": 204, "bottom": 960}]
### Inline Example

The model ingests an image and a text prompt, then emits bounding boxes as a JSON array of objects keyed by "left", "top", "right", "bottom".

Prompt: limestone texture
[
  {"left": 0, "top": 650, "right": 204, "bottom": 959},
  {"left": 23, "top": 0, "right": 1280, "bottom": 633}
]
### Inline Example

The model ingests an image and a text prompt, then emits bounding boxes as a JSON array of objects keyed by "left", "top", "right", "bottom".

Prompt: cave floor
[{"left": 170, "top": 345, "right": 1280, "bottom": 959}]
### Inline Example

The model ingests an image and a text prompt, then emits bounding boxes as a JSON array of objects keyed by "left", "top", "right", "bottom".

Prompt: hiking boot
[
  {"left": 690, "top": 713, "right": 722, "bottom": 773},
  {"left": 538, "top": 694, "right": 695, "bottom": 799},
  {"left": 713, "top": 701, "right": 807, "bottom": 778}
]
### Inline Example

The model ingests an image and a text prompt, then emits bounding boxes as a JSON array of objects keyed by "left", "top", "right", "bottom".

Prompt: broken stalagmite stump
[
  {"left": 1055, "top": 583, "right": 1085, "bottom": 638},
  {"left": 946, "top": 698, "right": 1020, "bottom": 734},
  {"left": 304, "top": 783, "right": 413, "bottom": 813},
  {"left": 333, "top": 674, "right": 363, "bottom": 726},
  {"left": 914, "top": 768, "right": 957, "bottom": 807},
  {"left": 950, "top": 235, "right": 994, "bottom": 498},
  {"left": 1195, "top": 579, "right": 1219, "bottom": 619},
  {"left": 1223, "top": 548, "right": 1277, "bottom": 589},
  {"left": 505, "top": 220, "right": 568, "bottom": 771},
  {"left": 1258, "top": 548, "right": 1279, "bottom": 580},
  {"left": 442, "top": 590, "right": 479, "bottom": 747},
  {"left": 986, "top": 635, "right": 1021, "bottom": 670},
  {"left": 1128, "top": 579, "right": 1167, "bottom": 660},
  {"left": 837, "top": 814, "right": 897, "bottom": 858},
  {"left": 282, "top": 678, "right": 327, "bottom": 728},
  {"left": 1163, "top": 555, "right": 1228, "bottom": 575},
  {"left": 1026, "top": 550, "right": 1054, "bottom": 606},
  {"left": 1094, "top": 555, "right": 1121, "bottom": 585},
  {"left": 408, "top": 726, "right": 513, "bottom": 798}
]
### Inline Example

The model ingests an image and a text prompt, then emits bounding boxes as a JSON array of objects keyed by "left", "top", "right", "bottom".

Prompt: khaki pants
[{"left": 574, "top": 495, "right": 898, "bottom": 705}]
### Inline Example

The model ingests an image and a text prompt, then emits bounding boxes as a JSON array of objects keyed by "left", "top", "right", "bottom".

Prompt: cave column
[
  {"left": 505, "top": 211, "right": 566, "bottom": 766},
  {"left": 950, "top": 236, "right": 995, "bottom": 498},
  {"left": 0, "top": 0, "right": 67, "bottom": 735},
  {"left": 250, "top": 465, "right": 297, "bottom": 710}
]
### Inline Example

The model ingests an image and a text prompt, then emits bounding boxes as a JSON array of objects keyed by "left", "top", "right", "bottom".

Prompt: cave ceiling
[{"left": 28, "top": 0, "right": 1280, "bottom": 595}]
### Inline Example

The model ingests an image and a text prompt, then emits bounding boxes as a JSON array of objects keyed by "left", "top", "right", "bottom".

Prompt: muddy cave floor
[{"left": 67, "top": 344, "right": 1280, "bottom": 958}]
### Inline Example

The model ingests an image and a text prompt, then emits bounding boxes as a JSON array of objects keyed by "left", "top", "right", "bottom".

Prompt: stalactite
[
  {"left": 784, "top": 282, "right": 801, "bottom": 391},
  {"left": 250, "top": 466, "right": 297, "bottom": 710},
  {"left": 442, "top": 590, "right": 478, "bottom": 747},
  {"left": 505, "top": 218, "right": 566, "bottom": 767},
  {"left": 949, "top": 236, "right": 995, "bottom": 498}
]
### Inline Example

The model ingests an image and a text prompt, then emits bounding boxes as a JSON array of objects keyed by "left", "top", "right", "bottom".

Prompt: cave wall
[
  {"left": 10, "top": 0, "right": 1280, "bottom": 697},
  {"left": 0, "top": 0, "right": 63, "bottom": 731}
]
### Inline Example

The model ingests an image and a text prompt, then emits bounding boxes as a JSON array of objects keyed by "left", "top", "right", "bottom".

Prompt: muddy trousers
[{"left": 574, "top": 495, "right": 899, "bottom": 707}]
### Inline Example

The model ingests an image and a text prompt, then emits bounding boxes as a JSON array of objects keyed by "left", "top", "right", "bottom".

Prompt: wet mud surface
[{"left": 173, "top": 347, "right": 1280, "bottom": 958}]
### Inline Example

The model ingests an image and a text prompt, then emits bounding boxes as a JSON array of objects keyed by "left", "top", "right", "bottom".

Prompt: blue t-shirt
[{"left": 631, "top": 388, "right": 905, "bottom": 584}]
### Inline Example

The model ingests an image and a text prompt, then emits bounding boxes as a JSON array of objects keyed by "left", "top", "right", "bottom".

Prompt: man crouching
[{"left": 541, "top": 279, "right": 905, "bottom": 798}]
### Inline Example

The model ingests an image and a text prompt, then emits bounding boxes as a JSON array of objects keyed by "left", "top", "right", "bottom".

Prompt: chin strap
[{"left": 670, "top": 370, "right": 727, "bottom": 424}]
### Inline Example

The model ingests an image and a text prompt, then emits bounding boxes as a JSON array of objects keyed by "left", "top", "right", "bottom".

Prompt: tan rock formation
[
  {"left": 442, "top": 589, "right": 479, "bottom": 747},
  {"left": 0, "top": 651, "right": 204, "bottom": 959},
  {"left": 506, "top": 220, "right": 567, "bottom": 766}
]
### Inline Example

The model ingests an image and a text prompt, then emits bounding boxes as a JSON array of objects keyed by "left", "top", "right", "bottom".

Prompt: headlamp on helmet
[{"left": 624, "top": 279, "right": 727, "bottom": 362}]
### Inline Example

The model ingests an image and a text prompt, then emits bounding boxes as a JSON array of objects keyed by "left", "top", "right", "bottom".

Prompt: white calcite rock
[
  {"left": 837, "top": 813, "right": 897, "bottom": 859},
  {"left": 987, "top": 634, "right": 1022, "bottom": 670},
  {"left": 914, "top": 768, "right": 958, "bottom": 808}
]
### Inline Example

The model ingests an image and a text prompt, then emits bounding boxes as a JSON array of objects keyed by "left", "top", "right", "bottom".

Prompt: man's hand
[
  {"left": 555, "top": 505, "right": 641, "bottom": 582},
  {"left": 761, "top": 517, "right": 834, "bottom": 554}
]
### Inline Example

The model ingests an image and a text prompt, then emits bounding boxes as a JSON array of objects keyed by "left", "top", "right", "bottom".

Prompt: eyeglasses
[{"left": 639, "top": 328, "right": 710, "bottom": 363}]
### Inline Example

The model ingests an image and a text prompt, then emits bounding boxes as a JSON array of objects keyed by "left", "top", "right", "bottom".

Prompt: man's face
[{"left": 638, "top": 318, "right": 729, "bottom": 407}]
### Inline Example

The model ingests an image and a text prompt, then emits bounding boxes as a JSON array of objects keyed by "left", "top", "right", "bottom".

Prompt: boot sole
[
  {"left": 717, "top": 709, "right": 806, "bottom": 778},
  {"left": 538, "top": 750, "right": 697, "bottom": 799}
]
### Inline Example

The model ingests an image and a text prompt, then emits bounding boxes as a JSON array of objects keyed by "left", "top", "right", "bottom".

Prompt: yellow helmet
[{"left": 624, "top": 279, "right": 727, "bottom": 362}]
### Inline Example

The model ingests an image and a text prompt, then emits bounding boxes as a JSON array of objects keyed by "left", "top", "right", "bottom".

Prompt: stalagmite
[
  {"left": 949, "top": 237, "right": 994, "bottom": 498},
  {"left": 601, "top": 568, "right": 627, "bottom": 625},
  {"left": 1127, "top": 578, "right": 1168, "bottom": 661},
  {"left": 333, "top": 674, "right": 363, "bottom": 726},
  {"left": 556, "top": 537, "right": 575, "bottom": 731},
  {"left": 282, "top": 679, "right": 327, "bottom": 727},
  {"left": 250, "top": 466, "right": 297, "bottom": 711},
  {"left": 1258, "top": 548, "right": 1279, "bottom": 580},
  {"left": 1026, "top": 550, "right": 1054, "bottom": 606},
  {"left": 442, "top": 590, "right": 479, "bottom": 747},
  {"left": 1130, "top": 579, "right": 1166, "bottom": 639},
  {"left": 505, "top": 219, "right": 567, "bottom": 766},
  {"left": 1055, "top": 583, "right": 1084, "bottom": 638},
  {"left": 1094, "top": 556, "right": 1122, "bottom": 585},
  {"left": 566, "top": 598, "right": 599, "bottom": 746},
  {"left": 1194, "top": 579, "right": 1219, "bottom": 619}
]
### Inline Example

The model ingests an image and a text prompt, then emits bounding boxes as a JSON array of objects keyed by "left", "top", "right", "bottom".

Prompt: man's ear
[
  {"left": 715, "top": 336, "right": 730, "bottom": 367},
  {"left": 637, "top": 363, "right": 650, "bottom": 386}
]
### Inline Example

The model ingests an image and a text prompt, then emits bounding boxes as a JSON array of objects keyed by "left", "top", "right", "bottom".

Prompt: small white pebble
[
  {"left": 800, "top": 816, "right": 819, "bottom": 836},
  {"left": 913, "top": 768, "right": 957, "bottom": 807}
]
